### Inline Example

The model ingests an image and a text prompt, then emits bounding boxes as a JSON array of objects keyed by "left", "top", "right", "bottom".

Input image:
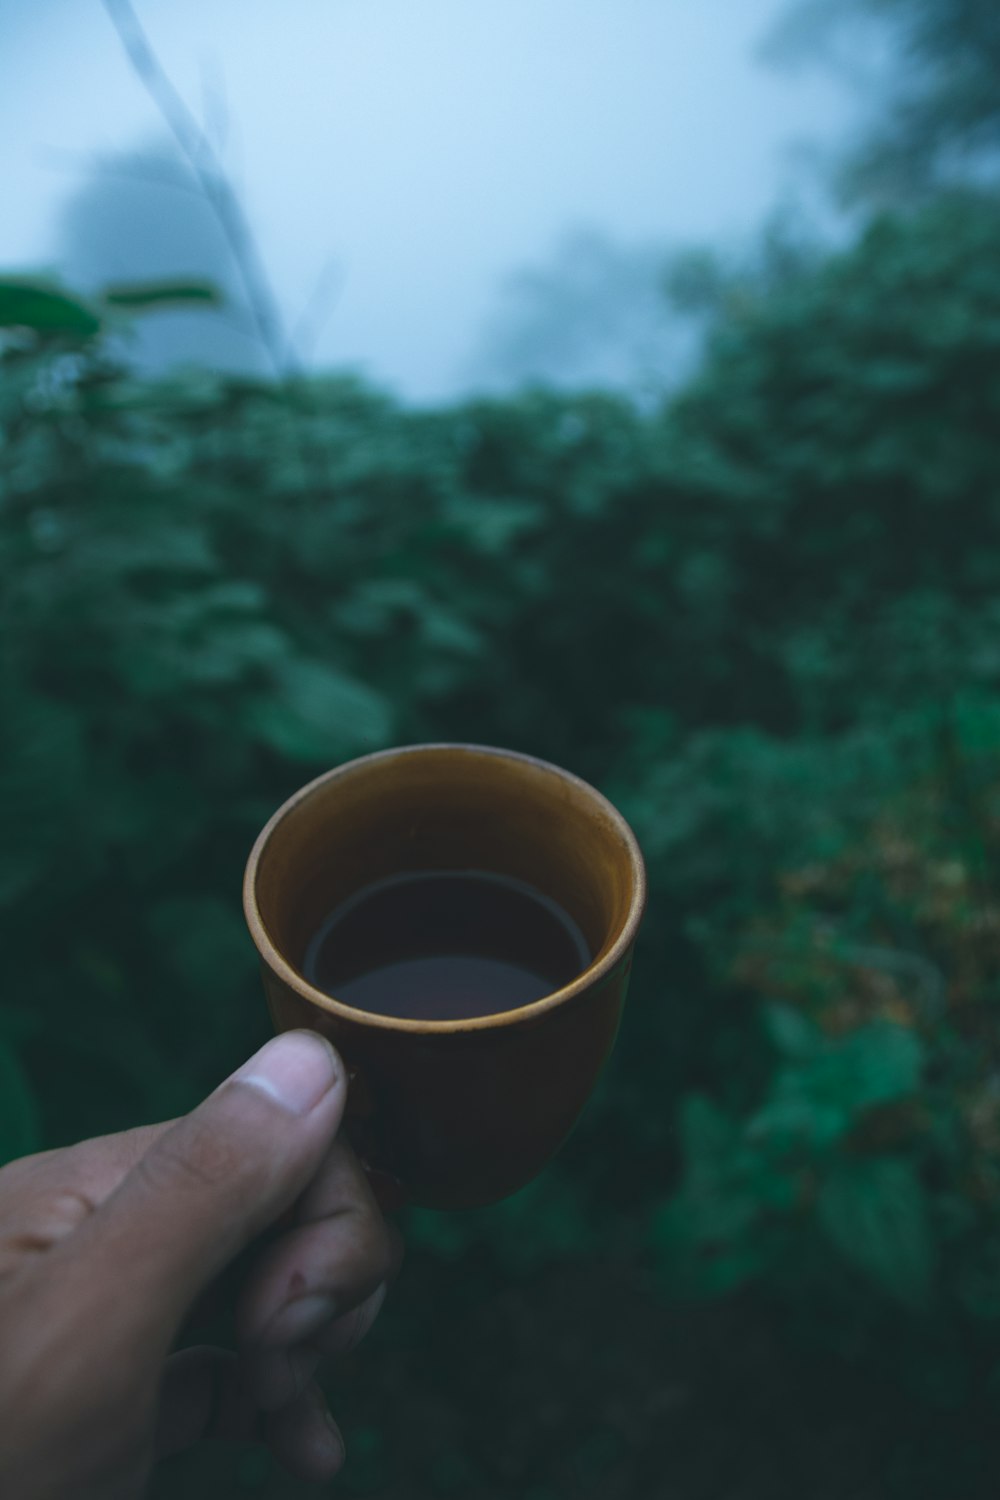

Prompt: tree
[
  {"left": 467, "top": 229, "right": 689, "bottom": 401},
  {"left": 765, "top": 0, "right": 1000, "bottom": 202}
]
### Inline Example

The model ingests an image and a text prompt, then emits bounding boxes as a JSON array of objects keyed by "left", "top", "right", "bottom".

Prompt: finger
[
  {"left": 243, "top": 1279, "right": 388, "bottom": 1413},
  {"left": 155, "top": 1350, "right": 345, "bottom": 1483},
  {"left": 240, "top": 1342, "right": 323, "bottom": 1414},
  {"left": 155, "top": 1347, "right": 261, "bottom": 1458},
  {"left": 236, "top": 1138, "right": 399, "bottom": 1352},
  {"left": 310, "top": 1277, "right": 390, "bottom": 1358},
  {"left": 265, "top": 1381, "right": 345, "bottom": 1484},
  {"left": 43, "top": 1032, "right": 348, "bottom": 1357}
]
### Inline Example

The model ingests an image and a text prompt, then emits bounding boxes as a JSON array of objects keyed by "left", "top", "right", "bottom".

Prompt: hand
[{"left": 0, "top": 1030, "right": 400, "bottom": 1499}]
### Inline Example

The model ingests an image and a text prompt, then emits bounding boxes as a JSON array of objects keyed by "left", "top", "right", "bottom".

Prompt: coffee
[{"left": 302, "top": 869, "right": 591, "bottom": 1020}]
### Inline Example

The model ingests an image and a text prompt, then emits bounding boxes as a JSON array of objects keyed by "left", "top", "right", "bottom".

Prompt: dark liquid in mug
[{"left": 302, "top": 870, "right": 591, "bottom": 1020}]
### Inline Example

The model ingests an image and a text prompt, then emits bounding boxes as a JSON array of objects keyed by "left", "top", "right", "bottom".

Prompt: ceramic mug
[{"left": 243, "top": 743, "right": 645, "bottom": 1209}]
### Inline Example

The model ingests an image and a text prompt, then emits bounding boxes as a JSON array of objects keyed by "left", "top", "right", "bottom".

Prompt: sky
[{"left": 0, "top": 0, "right": 857, "bottom": 403}]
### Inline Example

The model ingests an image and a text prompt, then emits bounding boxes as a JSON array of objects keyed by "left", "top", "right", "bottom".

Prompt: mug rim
[{"left": 243, "top": 742, "right": 647, "bottom": 1035}]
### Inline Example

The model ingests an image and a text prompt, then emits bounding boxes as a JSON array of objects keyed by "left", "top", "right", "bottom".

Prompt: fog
[{"left": 0, "top": 0, "right": 857, "bottom": 403}]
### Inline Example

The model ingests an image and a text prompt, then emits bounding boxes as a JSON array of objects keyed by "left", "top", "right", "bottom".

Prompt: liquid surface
[{"left": 302, "top": 869, "right": 591, "bottom": 1020}]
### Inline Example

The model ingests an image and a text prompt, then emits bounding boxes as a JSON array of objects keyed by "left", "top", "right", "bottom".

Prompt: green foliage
[
  {"left": 760, "top": 1008, "right": 924, "bottom": 1142},
  {"left": 818, "top": 1157, "right": 932, "bottom": 1308},
  {"left": 768, "top": 0, "right": 1000, "bottom": 201},
  {"left": 101, "top": 279, "right": 223, "bottom": 310},
  {"left": 5, "top": 187, "right": 1000, "bottom": 1491},
  {"left": 0, "top": 1038, "right": 41, "bottom": 1166},
  {"left": 654, "top": 1016, "right": 931, "bottom": 1305},
  {"left": 0, "top": 277, "right": 101, "bottom": 337}
]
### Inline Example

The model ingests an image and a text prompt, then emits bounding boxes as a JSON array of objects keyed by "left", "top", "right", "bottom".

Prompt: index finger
[{"left": 235, "top": 1134, "right": 400, "bottom": 1352}]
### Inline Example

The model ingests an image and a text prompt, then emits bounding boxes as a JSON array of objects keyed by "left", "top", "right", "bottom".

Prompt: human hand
[{"left": 0, "top": 1030, "right": 399, "bottom": 1498}]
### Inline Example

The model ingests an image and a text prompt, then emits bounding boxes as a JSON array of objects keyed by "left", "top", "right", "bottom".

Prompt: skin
[{"left": 0, "top": 1030, "right": 401, "bottom": 1498}]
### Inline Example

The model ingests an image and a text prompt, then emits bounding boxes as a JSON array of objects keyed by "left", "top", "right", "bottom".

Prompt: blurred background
[{"left": 3, "top": 0, "right": 1000, "bottom": 1494}]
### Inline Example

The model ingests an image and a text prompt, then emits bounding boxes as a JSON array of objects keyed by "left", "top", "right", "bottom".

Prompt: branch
[
  {"left": 101, "top": 0, "right": 294, "bottom": 378},
  {"left": 289, "top": 256, "right": 345, "bottom": 365},
  {"left": 200, "top": 53, "right": 230, "bottom": 157}
]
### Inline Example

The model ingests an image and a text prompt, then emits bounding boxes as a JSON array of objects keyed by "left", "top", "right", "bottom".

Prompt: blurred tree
[
  {"left": 468, "top": 228, "right": 690, "bottom": 401},
  {"left": 765, "top": 0, "right": 1000, "bottom": 201}
]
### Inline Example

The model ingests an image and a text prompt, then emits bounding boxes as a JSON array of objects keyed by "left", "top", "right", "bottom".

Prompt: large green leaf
[
  {"left": 0, "top": 277, "right": 100, "bottom": 337},
  {"left": 818, "top": 1157, "right": 934, "bottom": 1306},
  {"left": 243, "top": 658, "right": 393, "bottom": 763},
  {"left": 764, "top": 1002, "right": 821, "bottom": 1060},
  {"left": 836, "top": 1024, "right": 925, "bottom": 1112},
  {"left": 757, "top": 1021, "right": 924, "bottom": 1149},
  {"left": 101, "top": 279, "right": 224, "bottom": 312}
]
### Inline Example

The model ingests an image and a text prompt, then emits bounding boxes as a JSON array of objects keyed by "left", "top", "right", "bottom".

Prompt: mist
[{"left": 0, "top": 0, "right": 858, "bottom": 402}]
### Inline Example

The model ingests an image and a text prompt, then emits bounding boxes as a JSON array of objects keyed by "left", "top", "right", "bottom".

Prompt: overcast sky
[{"left": 0, "top": 0, "right": 856, "bottom": 402}]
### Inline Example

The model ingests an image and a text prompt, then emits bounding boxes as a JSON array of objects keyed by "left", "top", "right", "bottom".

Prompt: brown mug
[{"left": 242, "top": 743, "right": 645, "bottom": 1209}]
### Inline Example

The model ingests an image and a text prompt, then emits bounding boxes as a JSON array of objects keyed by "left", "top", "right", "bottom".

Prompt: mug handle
[{"left": 345, "top": 1063, "right": 407, "bottom": 1213}]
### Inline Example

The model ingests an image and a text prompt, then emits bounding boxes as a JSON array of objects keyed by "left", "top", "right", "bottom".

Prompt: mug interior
[{"left": 249, "top": 744, "right": 640, "bottom": 1018}]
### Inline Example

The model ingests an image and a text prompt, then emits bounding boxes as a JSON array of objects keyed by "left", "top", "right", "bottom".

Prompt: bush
[{"left": 5, "top": 191, "right": 1000, "bottom": 1493}]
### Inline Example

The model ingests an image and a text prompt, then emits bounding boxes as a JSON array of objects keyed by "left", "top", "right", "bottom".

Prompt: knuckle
[
  {"left": 311, "top": 1214, "right": 394, "bottom": 1306},
  {"left": 139, "top": 1117, "right": 241, "bottom": 1196},
  {"left": 346, "top": 1210, "right": 396, "bottom": 1286}
]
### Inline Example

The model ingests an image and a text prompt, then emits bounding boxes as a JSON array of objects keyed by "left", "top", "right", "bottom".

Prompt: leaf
[
  {"left": 146, "top": 896, "right": 257, "bottom": 1005},
  {"left": 747, "top": 1095, "right": 845, "bottom": 1150},
  {"left": 0, "top": 694, "right": 87, "bottom": 905},
  {"left": 101, "top": 279, "right": 224, "bottom": 311},
  {"left": 678, "top": 1093, "right": 735, "bottom": 1160},
  {"left": 651, "top": 1194, "right": 772, "bottom": 1296},
  {"left": 837, "top": 1023, "right": 924, "bottom": 1112},
  {"left": 818, "top": 1157, "right": 933, "bottom": 1306},
  {"left": 444, "top": 497, "right": 544, "bottom": 556},
  {"left": 0, "top": 1038, "right": 41, "bottom": 1166},
  {"left": 0, "top": 278, "right": 100, "bottom": 337},
  {"left": 764, "top": 1002, "right": 821, "bottom": 1059},
  {"left": 244, "top": 658, "right": 393, "bottom": 762},
  {"left": 420, "top": 605, "right": 484, "bottom": 656},
  {"left": 760, "top": 1021, "right": 923, "bottom": 1150}
]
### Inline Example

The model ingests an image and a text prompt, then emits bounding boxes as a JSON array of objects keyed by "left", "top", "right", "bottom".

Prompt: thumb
[{"left": 52, "top": 1030, "right": 347, "bottom": 1353}]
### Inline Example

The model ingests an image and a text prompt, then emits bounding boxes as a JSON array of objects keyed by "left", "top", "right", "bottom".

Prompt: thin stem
[
  {"left": 289, "top": 256, "right": 345, "bottom": 365},
  {"left": 101, "top": 0, "right": 294, "bottom": 378}
]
